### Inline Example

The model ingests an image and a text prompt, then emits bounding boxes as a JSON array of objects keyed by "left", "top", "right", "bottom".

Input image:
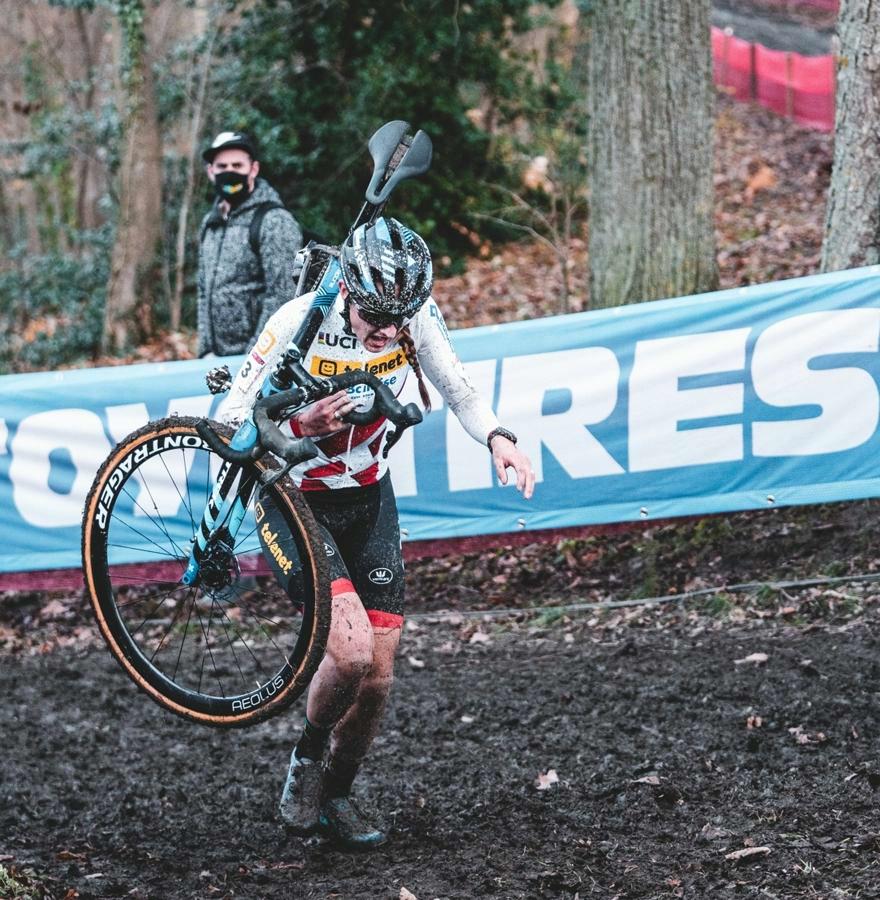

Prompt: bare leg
[
  {"left": 313, "top": 624, "right": 401, "bottom": 848},
  {"left": 279, "top": 592, "right": 374, "bottom": 833},
  {"left": 326, "top": 625, "right": 402, "bottom": 776},
  {"left": 305, "top": 592, "right": 374, "bottom": 728}
]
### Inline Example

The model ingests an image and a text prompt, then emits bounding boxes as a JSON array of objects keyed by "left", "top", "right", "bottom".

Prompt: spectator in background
[{"left": 197, "top": 131, "right": 303, "bottom": 358}]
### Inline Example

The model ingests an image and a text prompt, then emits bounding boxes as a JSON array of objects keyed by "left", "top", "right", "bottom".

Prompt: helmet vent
[{"left": 369, "top": 267, "right": 385, "bottom": 297}]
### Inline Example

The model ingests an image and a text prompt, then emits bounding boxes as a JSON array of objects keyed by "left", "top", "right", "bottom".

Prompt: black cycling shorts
[{"left": 258, "top": 473, "right": 404, "bottom": 628}]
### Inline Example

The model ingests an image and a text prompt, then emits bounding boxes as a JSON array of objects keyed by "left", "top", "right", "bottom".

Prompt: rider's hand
[
  {"left": 295, "top": 390, "right": 357, "bottom": 436},
  {"left": 491, "top": 437, "right": 535, "bottom": 499}
]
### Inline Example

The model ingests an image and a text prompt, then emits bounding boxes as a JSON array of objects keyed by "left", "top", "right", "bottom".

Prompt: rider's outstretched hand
[{"left": 491, "top": 437, "right": 535, "bottom": 500}]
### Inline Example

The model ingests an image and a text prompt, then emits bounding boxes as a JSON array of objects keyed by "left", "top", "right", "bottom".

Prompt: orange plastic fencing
[{"left": 712, "top": 26, "right": 835, "bottom": 132}]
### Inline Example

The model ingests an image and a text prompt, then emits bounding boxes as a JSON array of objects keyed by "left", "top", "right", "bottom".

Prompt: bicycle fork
[{"left": 181, "top": 422, "right": 260, "bottom": 587}]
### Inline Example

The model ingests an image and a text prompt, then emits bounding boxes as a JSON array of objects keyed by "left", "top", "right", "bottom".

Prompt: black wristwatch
[{"left": 487, "top": 426, "right": 518, "bottom": 449}]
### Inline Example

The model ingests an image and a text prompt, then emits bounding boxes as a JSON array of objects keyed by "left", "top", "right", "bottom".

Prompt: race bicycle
[{"left": 81, "top": 122, "right": 432, "bottom": 728}]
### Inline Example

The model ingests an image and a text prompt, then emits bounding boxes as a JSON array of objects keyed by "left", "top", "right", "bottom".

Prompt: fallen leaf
[
  {"left": 40, "top": 599, "right": 67, "bottom": 619},
  {"left": 746, "top": 715, "right": 763, "bottom": 730},
  {"left": 788, "top": 725, "right": 827, "bottom": 745},
  {"left": 745, "top": 163, "right": 777, "bottom": 201},
  {"left": 700, "top": 823, "right": 730, "bottom": 841},
  {"left": 734, "top": 652, "right": 768, "bottom": 666},
  {"left": 400, "top": 888, "right": 418, "bottom": 900},
  {"left": 725, "top": 846, "right": 771, "bottom": 862},
  {"left": 535, "top": 769, "right": 559, "bottom": 790},
  {"left": 632, "top": 774, "right": 660, "bottom": 785},
  {"left": 469, "top": 630, "right": 491, "bottom": 645}
]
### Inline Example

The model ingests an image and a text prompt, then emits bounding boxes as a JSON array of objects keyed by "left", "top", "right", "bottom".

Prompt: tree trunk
[
  {"left": 172, "top": 1, "right": 219, "bottom": 333},
  {"left": 821, "top": 3, "right": 880, "bottom": 271},
  {"left": 587, "top": 0, "right": 718, "bottom": 307},
  {"left": 73, "top": 6, "right": 105, "bottom": 235},
  {"left": 102, "top": 0, "right": 163, "bottom": 354}
]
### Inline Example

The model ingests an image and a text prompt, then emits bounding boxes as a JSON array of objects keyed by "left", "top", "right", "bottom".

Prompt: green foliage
[
  {"left": 7, "top": 37, "right": 119, "bottom": 253},
  {"left": 0, "top": 864, "right": 44, "bottom": 899},
  {"left": 491, "top": 18, "right": 588, "bottom": 217},
  {"left": 533, "top": 606, "right": 566, "bottom": 627},
  {"left": 0, "top": 228, "right": 111, "bottom": 373},
  {"left": 114, "top": 0, "right": 147, "bottom": 95},
  {"left": 705, "top": 592, "right": 733, "bottom": 617},
  {"left": 208, "top": 0, "right": 561, "bottom": 261}
]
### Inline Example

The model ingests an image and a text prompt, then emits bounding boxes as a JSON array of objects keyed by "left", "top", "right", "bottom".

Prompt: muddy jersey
[{"left": 220, "top": 290, "right": 499, "bottom": 490}]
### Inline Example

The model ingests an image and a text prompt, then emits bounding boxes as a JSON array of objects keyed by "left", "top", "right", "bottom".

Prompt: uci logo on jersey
[{"left": 369, "top": 567, "right": 394, "bottom": 585}]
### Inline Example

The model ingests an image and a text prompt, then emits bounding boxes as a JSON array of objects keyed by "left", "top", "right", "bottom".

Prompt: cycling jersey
[{"left": 220, "top": 290, "right": 500, "bottom": 491}]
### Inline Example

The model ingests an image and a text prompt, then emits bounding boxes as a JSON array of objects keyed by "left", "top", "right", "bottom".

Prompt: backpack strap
[{"left": 248, "top": 201, "right": 286, "bottom": 257}]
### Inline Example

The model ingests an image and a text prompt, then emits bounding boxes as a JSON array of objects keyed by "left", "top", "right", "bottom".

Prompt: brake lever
[{"left": 382, "top": 401, "right": 423, "bottom": 457}]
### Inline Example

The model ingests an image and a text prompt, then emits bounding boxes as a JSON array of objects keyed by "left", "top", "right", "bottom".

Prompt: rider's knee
[
  {"left": 334, "top": 646, "right": 373, "bottom": 685},
  {"left": 357, "top": 668, "right": 394, "bottom": 708}
]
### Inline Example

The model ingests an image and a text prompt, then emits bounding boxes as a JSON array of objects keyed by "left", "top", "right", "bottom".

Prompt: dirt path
[{"left": 2, "top": 603, "right": 879, "bottom": 899}]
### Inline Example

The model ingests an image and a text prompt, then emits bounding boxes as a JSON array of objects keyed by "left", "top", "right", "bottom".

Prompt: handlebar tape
[
  {"left": 195, "top": 370, "right": 420, "bottom": 468},
  {"left": 330, "top": 370, "right": 423, "bottom": 428}
]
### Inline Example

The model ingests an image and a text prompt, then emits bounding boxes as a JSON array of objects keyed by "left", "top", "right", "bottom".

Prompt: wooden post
[
  {"left": 749, "top": 42, "right": 757, "bottom": 100},
  {"left": 785, "top": 52, "right": 794, "bottom": 119}
]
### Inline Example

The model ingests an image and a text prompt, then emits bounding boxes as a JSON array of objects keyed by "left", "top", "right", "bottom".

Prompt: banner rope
[{"left": 407, "top": 571, "right": 880, "bottom": 622}]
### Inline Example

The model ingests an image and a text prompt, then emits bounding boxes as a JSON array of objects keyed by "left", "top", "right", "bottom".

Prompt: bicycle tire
[{"left": 82, "top": 416, "right": 331, "bottom": 727}]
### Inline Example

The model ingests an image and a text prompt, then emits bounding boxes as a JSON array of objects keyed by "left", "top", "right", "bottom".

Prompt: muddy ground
[{"left": 2, "top": 560, "right": 879, "bottom": 900}]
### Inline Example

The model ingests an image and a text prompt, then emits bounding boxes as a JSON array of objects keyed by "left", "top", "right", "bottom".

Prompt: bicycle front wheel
[{"left": 82, "top": 416, "right": 331, "bottom": 727}]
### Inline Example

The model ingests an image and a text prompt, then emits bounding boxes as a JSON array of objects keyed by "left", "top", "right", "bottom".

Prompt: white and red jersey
[{"left": 220, "top": 291, "right": 499, "bottom": 491}]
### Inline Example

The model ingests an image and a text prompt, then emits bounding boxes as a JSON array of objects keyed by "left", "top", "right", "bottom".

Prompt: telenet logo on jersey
[{"left": 310, "top": 348, "right": 408, "bottom": 379}]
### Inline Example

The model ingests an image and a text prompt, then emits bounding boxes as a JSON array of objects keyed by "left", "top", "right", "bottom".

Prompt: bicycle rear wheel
[{"left": 82, "top": 416, "right": 331, "bottom": 727}]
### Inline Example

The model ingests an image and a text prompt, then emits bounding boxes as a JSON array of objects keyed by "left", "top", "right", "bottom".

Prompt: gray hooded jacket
[{"left": 197, "top": 178, "right": 303, "bottom": 356}]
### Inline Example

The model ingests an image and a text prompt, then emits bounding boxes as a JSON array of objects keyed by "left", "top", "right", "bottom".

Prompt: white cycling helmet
[{"left": 339, "top": 217, "right": 433, "bottom": 323}]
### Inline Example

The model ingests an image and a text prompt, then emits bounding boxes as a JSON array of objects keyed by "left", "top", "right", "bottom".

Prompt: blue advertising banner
[{"left": 2, "top": 265, "right": 880, "bottom": 574}]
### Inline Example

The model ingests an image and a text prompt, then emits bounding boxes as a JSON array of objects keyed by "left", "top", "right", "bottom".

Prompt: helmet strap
[{"left": 340, "top": 294, "right": 355, "bottom": 338}]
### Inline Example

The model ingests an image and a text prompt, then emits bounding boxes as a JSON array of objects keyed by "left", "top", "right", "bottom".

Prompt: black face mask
[{"left": 213, "top": 171, "right": 251, "bottom": 207}]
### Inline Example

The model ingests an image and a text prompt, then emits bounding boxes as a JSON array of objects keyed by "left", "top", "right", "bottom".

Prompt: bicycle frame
[
  {"left": 181, "top": 261, "right": 341, "bottom": 587},
  {"left": 181, "top": 119, "right": 432, "bottom": 589}
]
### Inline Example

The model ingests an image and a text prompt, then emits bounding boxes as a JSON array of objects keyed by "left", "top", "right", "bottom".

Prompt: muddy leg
[
  {"left": 324, "top": 625, "right": 402, "bottom": 791},
  {"left": 305, "top": 592, "right": 374, "bottom": 727}
]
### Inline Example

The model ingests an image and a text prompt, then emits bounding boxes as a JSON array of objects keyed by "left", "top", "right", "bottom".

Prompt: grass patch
[
  {"left": 0, "top": 865, "right": 44, "bottom": 900},
  {"left": 705, "top": 592, "right": 734, "bottom": 618},
  {"left": 532, "top": 607, "right": 567, "bottom": 628}
]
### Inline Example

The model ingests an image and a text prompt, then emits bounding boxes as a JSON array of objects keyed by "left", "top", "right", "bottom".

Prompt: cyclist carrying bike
[{"left": 221, "top": 216, "right": 534, "bottom": 849}]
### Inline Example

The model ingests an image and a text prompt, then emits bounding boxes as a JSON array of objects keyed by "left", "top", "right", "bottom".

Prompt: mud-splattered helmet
[{"left": 339, "top": 217, "right": 433, "bottom": 325}]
